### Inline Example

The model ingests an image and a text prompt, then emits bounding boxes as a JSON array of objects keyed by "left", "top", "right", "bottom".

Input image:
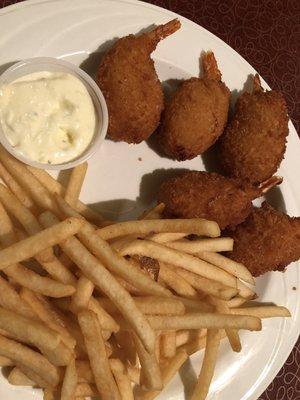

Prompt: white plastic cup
[{"left": 0, "top": 57, "right": 108, "bottom": 170}]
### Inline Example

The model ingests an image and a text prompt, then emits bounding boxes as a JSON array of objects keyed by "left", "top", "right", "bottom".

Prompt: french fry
[
  {"left": 174, "top": 267, "right": 238, "bottom": 300},
  {"left": 55, "top": 195, "right": 172, "bottom": 297},
  {"left": 237, "top": 280, "right": 256, "bottom": 299},
  {"left": 43, "top": 389, "right": 55, "bottom": 400},
  {"left": 65, "top": 162, "right": 88, "bottom": 207},
  {"left": 8, "top": 367, "right": 36, "bottom": 386},
  {"left": 110, "top": 359, "right": 134, "bottom": 400},
  {"left": 0, "top": 216, "right": 83, "bottom": 270},
  {"left": 40, "top": 212, "right": 156, "bottom": 353},
  {"left": 0, "top": 146, "right": 59, "bottom": 213},
  {"left": 167, "top": 237, "right": 234, "bottom": 253},
  {"left": 146, "top": 313, "right": 261, "bottom": 331},
  {"left": 78, "top": 310, "right": 120, "bottom": 400},
  {"left": 0, "top": 306, "right": 60, "bottom": 352},
  {"left": 97, "top": 296, "right": 185, "bottom": 316},
  {"left": 227, "top": 296, "right": 248, "bottom": 308},
  {"left": 71, "top": 276, "right": 94, "bottom": 312},
  {"left": 27, "top": 164, "right": 106, "bottom": 225},
  {"left": 42, "top": 340, "right": 74, "bottom": 367},
  {"left": 0, "top": 275, "right": 35, "bottom": 318},
  {"left": 175, "top": 330, "right": 206, "bottom": 347},
  {"left": 18, "top": 365, "right": 50, "bottom": 388},
  {"left": 159, "top": 262, "right": 199, "bottom": 298},
  {"left": 74, "top": 383, "right": 98, "bottom": 397},
  {"left": 137, "top": 350, "right": 188, "bottom": 400},
  {"left": 98, "top": 218, "right": 220, "bottom": 240},
  {"left": 211, "top": 297, "right": 241, "bottom": 352},
  {"left": 191, "top": 329, "right": 221, "bottom": 400},
  {"left": 161, "top": 331, "right": 176, "bottom": 358},
  {"left": 20, "top": 288, "right": 76, "bottom": 350},
  {"left": 133, "top": 334, "right": 162, "bottom": 391},
  {"left": 197, "top": 251, "right": 254, "bottom": 285},
  {"left": 127, "top": 366, "right": 140, "bottom": 385},
  {"left": 176, "top": 297, "right": 214, "bottom": 313},
  {"left": 0, "top": 355, "right": 13, "bottom": 366},
  {"left": 0, "top": 161, "right": 35, "bottom": 211},
  {"left": 139, "top": 203, "right": 165, "bottom": 220},
  {"left": 61, "top": 358, "right": 77, "bottom": 400},
  {"left": 0, "top": 334, "right": 60, "bottom": 387},
  {"left": 231, "top": 306, "right": 291, "bottom": 318},
  {"left": 147, "top": 232, "right": 187, "bottom": 244},
  {"left": 120, "top": 240, "right": 237, "bottom": 288}
]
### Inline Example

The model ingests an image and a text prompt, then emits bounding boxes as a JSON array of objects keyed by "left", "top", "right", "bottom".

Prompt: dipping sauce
[{"left": 0, "top": 71, "right": 96, "bottom": 164}]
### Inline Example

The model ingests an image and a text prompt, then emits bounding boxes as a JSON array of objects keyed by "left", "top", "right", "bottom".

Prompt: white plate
[{"left": 0, "top": 1, "right": 299, "bottom": 399}]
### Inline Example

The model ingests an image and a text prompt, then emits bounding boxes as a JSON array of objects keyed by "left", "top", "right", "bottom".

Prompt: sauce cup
[{"left": 0, "top": 57, "right": 108, "bottom": 170}]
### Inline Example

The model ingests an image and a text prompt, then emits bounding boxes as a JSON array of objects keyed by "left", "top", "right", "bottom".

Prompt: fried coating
[
  {"left": 157, "top": 171, "right": 262, "bottom": 229},
  {"left": 97, "top": 19, "right": 181, "bottom": 144},
  {"left": 158, "top": 52, "right": 230, "bottom": 160},
  {"left": 228, "top": 202, "right": 300, "bottom": 277},
  {"left": 219, "top": 74, "right": 289, "bottom": 184}
]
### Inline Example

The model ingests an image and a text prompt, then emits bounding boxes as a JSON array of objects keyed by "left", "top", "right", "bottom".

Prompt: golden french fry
[
  {"left": 8, "top": 367, "right": 36, "bottom": 386},
  {"left": 167, "top": 237, "right": 234, "bottom": 253},
  {"left": 147, "top": 232, "right": 187, "bottom": 244},
  {"left": 40, "top": 212, "right": 156, "bottom": 353},
  {"left": 146, "top": 313, "right": 261, "bottom": 331},
  {"left": 226, "top": 296, "right": 248, "bottom": 308},
  {"left": 0, "top": 275, "right": 35, "bottom": 318},
  {"left": 237, "top": 280, "right": 256, "bottom": 299},
  {"left": 0, "top": 146, "right": 59, "bottom": 213},
  {"left": 0, "top": 334, "right": 59, "bottom": 387},
  {"left": 98, "top": 218, "right": 220, "bottom": 240},
  {"left": 55, "top": 196, "right": 172, "bottom": 298},
  {"left": 110, "top": 359, "right": 134, "bottom": 400},
  {"left": 231, "top": 306, "right": 291, "bottom": 318},
  {"left": 197, "top": 251, "right": 254, "bottom": 285},
  {"left": 74, "top": 383, "right": 98, "bottom": 397},
  {"left": 174, "top": 267, "right": 238, "bottom": 300},
  {"left": 161, "top": 331, "right": 176, "bottom": 358},
  {"left": 78, "top": 310, "right": 120, "bottom": 400},
  {"left": 27, "top": 164, "right": 106, "bottom": 225},
  {"left": 0, "top": 161, "right": 35, "bottom": 211},
  {"left": 0, "top": 217, "right": 83, "bottom": 270},
  {"left": 61, "top": 358, "right": 77, "bottom": 400},
  {"left": 65, "top": 162, "right": 88, "bottom": 207},
  {"left": 76, "top": 360, "right": 94, "bottom": 383},
  {"left": 0, "top": 355, "right": 13, "bottom": 366},
  {"left": 211, "top": 297, "right": 241, "bottom": 353},
  {"left": 43, "top": 389, "right": 55, "bottom": 400},
  {"left": 42, "top": 340, "right": 74, "bottom": 367},
  {"left": 191, "top": 329, "right": 221, "bottom": 400},
  {"left": 120, "top": 240, "right": 237, "bottom": 288},
  {"left": 20, "top": 288, "right": 76, "bottom": 350},
  {"left": 139, "top": 203, "right": 165, "bottom": 220},
  {"left": 127, "top": 366, "right": 140, "bottom": 385},
  {"left": 18, "top": 365, "right": 50, "bottom": 388},
  {"left": 159, "top": 262, "right": 199, "bottom": 298},
  {"left": 97, "top": 296, "right": 185, "bottom": 316},
  {"left": 137, "top": 350, "right": 188, "bottom": 400},
  {"left": 0, "top": 306, "right": 60, "bottom": 352},
  {"left": 71, "top": 276, "right": 94, "bottom": 312},
  {"left": 175, "top": 330, "right": 206, "bottom": 348},
  {"left": 176, "top": 297, "right": 214, "bottom": 313},
  {"left": 133, "top": 334, "right": 162, "bottom": 391}
]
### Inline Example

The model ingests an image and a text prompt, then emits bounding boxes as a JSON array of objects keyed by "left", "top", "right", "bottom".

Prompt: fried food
[
  {"left": 97, "top": 19, "right": 181, "bottom": 144},
  {"left": 219, "top": 74, "right": 289, "bottom": 184},
  {"left": 158, "top": 52, "right": 230, "bottom": 160},
  {"left": 158, "top": 171, "right": 263, "bottom": 229},
  {"left": 228, "top": 202, "right": 300, "bottom": 276}
]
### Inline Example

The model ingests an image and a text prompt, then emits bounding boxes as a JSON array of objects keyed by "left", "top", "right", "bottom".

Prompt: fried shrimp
[
  {"left": 158, "top": 52, "right": 230, "bottom": 160},
  {"left": 228, "top": 202, "right": 300, "bottom": 277},
  {"left": 157, "top": 171, "right": 280, "bottom": 229},
  {"left": 97, "top": 19, "right": 181, "bottom": 144},
  {"left": 219, "top": 74, "right": 289, "bottom": 184}
]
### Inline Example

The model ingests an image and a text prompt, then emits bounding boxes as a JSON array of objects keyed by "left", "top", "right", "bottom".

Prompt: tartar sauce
[{"left": 0, "top": 71, "right": 96, "bottom": 164}]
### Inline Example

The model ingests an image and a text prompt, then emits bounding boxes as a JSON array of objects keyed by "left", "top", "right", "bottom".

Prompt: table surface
[{"left": 0, "top": 1, "right": 299, "bottom": 399}]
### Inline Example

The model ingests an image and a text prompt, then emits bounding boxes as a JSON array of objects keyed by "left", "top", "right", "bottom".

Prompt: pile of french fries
[{"left": 0, "top": 145, "right": 291, "bottom": 400}]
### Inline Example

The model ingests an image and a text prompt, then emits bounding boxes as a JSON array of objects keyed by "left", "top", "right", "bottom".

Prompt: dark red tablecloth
[{"left": 0, "top": 1, "right": 299, "bottom": 399}]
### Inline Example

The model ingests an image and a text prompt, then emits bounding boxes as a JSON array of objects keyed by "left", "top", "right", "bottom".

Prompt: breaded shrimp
[
  {"left": 219, "top": 74, "right": 289, "bottom": 184},
  {"left": 97, "top": 19, "right": 181, "bottom": 144},
  {"left": 228, "top": 202, "right": 300, "bottom": 277},
  {"left": 157, "top": 171, "right": 281, "bottom": 229},
  {"left": 158, "top": 52, "right": 230, "bottom": 160}
]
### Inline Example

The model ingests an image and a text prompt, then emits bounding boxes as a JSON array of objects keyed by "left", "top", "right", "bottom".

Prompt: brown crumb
[
  {"left": 138, "top": 157, "right": 142, "bottom": 161},
  {"left": 292, "top": 286, "right": 297, "bottom": 290}
]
